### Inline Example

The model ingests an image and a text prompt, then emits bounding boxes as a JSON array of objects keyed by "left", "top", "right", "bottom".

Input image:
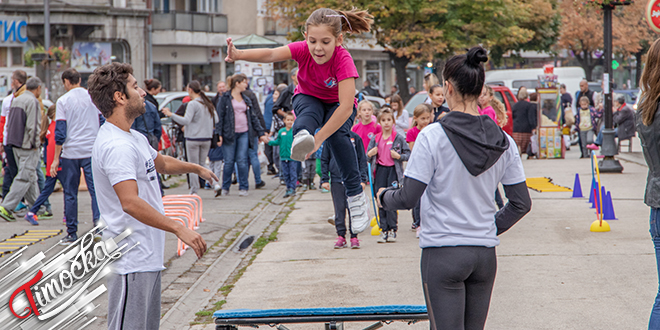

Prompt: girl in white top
[{"left": 391, "top": 94, "right": 409, "bottom": 136}]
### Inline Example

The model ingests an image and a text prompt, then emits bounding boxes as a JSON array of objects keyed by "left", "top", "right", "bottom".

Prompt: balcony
[{"left": 153, "top": 11, "right": 227, "bottom": 33}]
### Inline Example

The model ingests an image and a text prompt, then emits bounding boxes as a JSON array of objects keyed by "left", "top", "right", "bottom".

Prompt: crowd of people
[{"left": 17, "top": 4, "right": 657, "bottom": 328}]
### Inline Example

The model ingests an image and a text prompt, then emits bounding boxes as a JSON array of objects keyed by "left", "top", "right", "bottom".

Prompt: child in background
[
  {"left": 208, "top": 143, "right": 224, "bottom": 191},
  {"left": 24, "top": 105, "right": 61, "bottom": 225},
  {"left": 352, "top": 100, "right": 381, "bottom": 155},
  {"left": 489, "top": 95, "right": 508, "bottom": 209},
  {"left": 576, "top": 96, "right": 602, "bottom": 158},
  {"left": 367, "top": 108, "right": 410, "bottom": 243},
  {"left": 391, "top": 95, "right": 409, "bottom": 136},
  {"left": 406, "top": 104, "right": 433, "bottom": 235},
  {"left": 269, "top": 113, "right": 298, "bottom": 197},
  {"left": 429, "top": 84, "right": 449, "bottom": 122},
  {"left": 478, "top": 85, "right": 497, "bottom": 122},
  {"left": 321, "top": 131, "right": 368, "bottom": 249}
]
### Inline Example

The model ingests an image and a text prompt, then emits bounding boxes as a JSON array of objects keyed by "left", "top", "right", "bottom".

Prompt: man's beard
[{"left": 125, "top": 100, "right": 146, "bottom": 121}]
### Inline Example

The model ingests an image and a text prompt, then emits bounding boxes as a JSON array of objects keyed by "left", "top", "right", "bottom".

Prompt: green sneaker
[
  {"left": 37, "top": 206, "right": 53, "bottom": 220},
  {"left": 0, "top": 206, "right": 16, "bottom": 222}
]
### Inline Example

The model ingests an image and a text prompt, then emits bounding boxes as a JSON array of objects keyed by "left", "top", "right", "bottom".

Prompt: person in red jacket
[{"left": 24, "top": 105, "right": 62, "bottom": 225}]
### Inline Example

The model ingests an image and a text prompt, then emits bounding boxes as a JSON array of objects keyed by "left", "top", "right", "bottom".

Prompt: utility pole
[{"left": 44, "top": 0, "right": 51, "bottom": 99}]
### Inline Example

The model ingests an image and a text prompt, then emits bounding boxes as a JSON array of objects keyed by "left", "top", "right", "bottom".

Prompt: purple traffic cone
[
  {"left": 603, "top": 191, "right": 617, "bottom": 220},
  {"left": 572, "top": 173, "right": 583, "bottom": 198},
  {"left": 588, "top": 178, "right": 596, "bottom": 207}
]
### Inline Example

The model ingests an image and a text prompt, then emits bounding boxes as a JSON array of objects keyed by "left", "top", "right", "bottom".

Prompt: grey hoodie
[{"left": 366, "top": 131, "right": 411, "bottom": 182}]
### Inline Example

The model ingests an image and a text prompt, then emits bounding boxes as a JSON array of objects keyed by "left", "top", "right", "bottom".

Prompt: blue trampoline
[{"left": 214, "top": 305, "right": 428, "bottom": 329}]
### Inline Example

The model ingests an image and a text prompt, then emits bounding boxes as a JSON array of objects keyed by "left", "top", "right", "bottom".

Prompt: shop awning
[{"left": 232, "top": 34, "right": 281, "bottom": 49}]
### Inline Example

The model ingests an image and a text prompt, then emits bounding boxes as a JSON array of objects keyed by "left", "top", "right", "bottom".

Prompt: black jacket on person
[
  {"left": 361, "top": 85, "right": 382, "bottom": 98},
  {"left": 215, "top": 91, "right": 265, "bottom": 149},
  {"left": 145, "top": 93, "right": 162, "bottom": 118},
  {"left": 321, "top": 131, "right": 368, "bottom": 184},
  {"left": 242, "top": 89, "right": 266, "bottom": 139},
  {"left": 273, "top": 83, "right": 294, "bottom": 114},
  {"left": 512, "top": 100, "right": 537, "bottom": 133},
  {"left": 577, "top": 90, "right": 595, "bottom": 107}
]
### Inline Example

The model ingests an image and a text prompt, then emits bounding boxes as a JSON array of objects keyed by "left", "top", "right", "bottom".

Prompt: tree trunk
[
  {"left": 390, "top": 53, "right": 411, "bottom": 104},
  {"left": 635, "top": 51, "right": 643, "bottom": 88}
]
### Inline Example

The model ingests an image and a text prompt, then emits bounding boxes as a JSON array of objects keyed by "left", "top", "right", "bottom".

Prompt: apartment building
[{"left": 0, "top": 0, "right": 148, "bottom": 100}]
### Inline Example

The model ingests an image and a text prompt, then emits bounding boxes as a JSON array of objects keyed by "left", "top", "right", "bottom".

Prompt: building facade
[{"left": 0, "top": 0, "right": 148, "bottom": 101}]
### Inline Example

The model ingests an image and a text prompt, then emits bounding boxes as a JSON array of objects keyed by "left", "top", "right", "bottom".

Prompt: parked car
[
  {"left": 403, "top": 91, "right": 428, "bottom": 116},
  {"left": 156, "top": 91, "right": 215, "bottom": 125},
  {"left": 364, "top": 95, "right": 386, "bottom": 110},
  {"left": 613, "top": 89, "right": 639, "bottom": 106},
  {"left": 490, "top": 85, "right": 516, "bottom": 135}
]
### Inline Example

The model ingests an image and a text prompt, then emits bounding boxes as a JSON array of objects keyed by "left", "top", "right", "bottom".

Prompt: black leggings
[
  {"left": 330, "top": 182, "right": 356, "bottom": 238},
  {"left": 421, "top": 246, "right": 497, "bottom": 330}
]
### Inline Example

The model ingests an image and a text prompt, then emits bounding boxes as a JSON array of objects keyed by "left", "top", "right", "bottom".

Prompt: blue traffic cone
[
  {"left": 603, "top": 191, "right": 617, "bottom": 220},
  {"left": 597, "top": 186, "right": 606, "bottom": 216},
  {"left": 572, "top": 173, "right": 583, "bottom": 198},
  {"left": 588, "top": 178, "right": 596, "bottom": 207}
]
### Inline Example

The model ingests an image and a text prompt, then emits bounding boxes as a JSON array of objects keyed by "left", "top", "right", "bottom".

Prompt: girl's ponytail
[
  {"left": 306, "top": 8, "right": 373, "bottom": 37},
  {"left": 336, "top": 8, "right": 374, "bottom": 34}
]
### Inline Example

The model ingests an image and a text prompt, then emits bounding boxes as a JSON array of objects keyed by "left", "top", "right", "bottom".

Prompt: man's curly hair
[{"left": 87, "top": 63, "right": 133, "bottom": 118}]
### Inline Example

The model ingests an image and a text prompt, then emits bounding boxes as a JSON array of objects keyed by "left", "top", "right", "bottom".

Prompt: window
[
  {"left": 512, "top": 79, "right": 538, "bottom": 90},
  {"left": 365, "top": 61, "right": 382, "bottom": 95},
  {"left": 154, "top": 0, "right": 170, "bottom": 12},
  {"left": 10, "top": 48, "right": 22, "bottom": 67},
  {"left": 0, "top": 48, "right": 7, "bottom": 67},
  {"left": 189, "top": 0, "right": 197, "bottom": 11},
  {"left": 154, "top": 64, "right": 171, "bottom": 91}
]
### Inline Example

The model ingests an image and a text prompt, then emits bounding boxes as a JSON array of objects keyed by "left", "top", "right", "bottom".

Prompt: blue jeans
[
  {"left": 36, "top": 161, "right": 50, "bottom": 209},
  {"left": 595, "top": 127, "right": 618, "bottom": 146},
  {"left": 280, "top": 160, "right": 298, "bottom": 190},
  {"left": 222, "top": 132, "right": 249, "bottom": 191},
  {"left": 650, "top": 208, "right": 660, "bottom": 329},
  {"left": 292, "top": 94, "right": 361, "bottom": 196},
  {"left": 61, "top": 157, "right": 100, "bottom": 239},
  {"left": 30, "top": 174, "right": 59, "bottom": 214},
  {"left": 248, "top": 137, "right": 263, "bottom": 185}
]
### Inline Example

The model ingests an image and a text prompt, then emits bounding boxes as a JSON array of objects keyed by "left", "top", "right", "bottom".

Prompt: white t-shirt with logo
[
  {"left": 92, "top": 122, "right": 165, "bottom": 275},
  {"left": 404, "top": 123, "right": 526, "bottom": 248},
  {"left": 56, "top": 87, "right": 102, "bottom": 159}
]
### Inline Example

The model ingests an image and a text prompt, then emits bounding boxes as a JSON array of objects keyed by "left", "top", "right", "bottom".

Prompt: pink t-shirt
[
  {"left": 406, "top": 126, "right": 420, "bottom": 143},
  {"left": 288, "top": 41, "right": 359, "bottom": 106},
  {"left": 232, "top": 99, "right": 248, "bottom": 133},
  {"left": 352, "top": 120, "right": 382, "bottom": 154},
  {"left": 376, "top": 132, "right": 396, "bottom": 167},
  {"left": 479, "top": 105, "right": 497, "bottom": 122}
]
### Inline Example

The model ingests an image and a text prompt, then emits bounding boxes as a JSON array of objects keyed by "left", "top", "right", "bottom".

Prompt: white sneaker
[
  {"left": 290, "top": 129, "right": 315, "bottom": 161},
  {"left": 347, "top": 192, "right": 369, "bottom": 233},
  {"left": 238, "top": 190, "right": 249, "bottom": 197}
]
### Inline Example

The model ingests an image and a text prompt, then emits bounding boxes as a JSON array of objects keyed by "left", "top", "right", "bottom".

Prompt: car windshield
[{"left": 404, "top": 93, "right": 428, "bottom": 116}]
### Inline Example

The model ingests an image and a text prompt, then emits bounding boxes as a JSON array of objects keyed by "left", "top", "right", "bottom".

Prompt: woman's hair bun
[{"left": 466, "top": 46, "right": 488, "bottom": 67}]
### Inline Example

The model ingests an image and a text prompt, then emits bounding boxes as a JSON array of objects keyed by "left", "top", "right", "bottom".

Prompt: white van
[{"left": 485, "top": 66, "right": 586, "bottom": 96}]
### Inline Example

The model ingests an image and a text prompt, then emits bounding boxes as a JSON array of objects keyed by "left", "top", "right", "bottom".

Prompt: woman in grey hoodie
[{"left": 163, "top": 80, "right": 218, "bottom": 194}]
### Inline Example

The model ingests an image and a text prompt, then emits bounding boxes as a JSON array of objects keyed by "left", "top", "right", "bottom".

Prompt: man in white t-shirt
[
  {"left": 0, "top": 70, "right": 27, "bottom": 198},
  {"left": 87, "top": 62, "right": 215, "bottom": 330},
  {"left": 53, "top": 68, "right": 104, "bottom": 244}
]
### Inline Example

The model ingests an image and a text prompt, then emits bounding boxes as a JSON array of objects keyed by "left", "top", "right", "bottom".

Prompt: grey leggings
[
  {"left": 421, "top": 246, "right": 497, "bottom": 330},
  {"left": 186, "top": 139, "right": 211, "bottom": 194}
]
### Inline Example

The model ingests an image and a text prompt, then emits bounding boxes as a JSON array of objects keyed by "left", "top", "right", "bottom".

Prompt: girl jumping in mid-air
[{"left": 224, "top": 8, "right": 374, "bottom": 233}]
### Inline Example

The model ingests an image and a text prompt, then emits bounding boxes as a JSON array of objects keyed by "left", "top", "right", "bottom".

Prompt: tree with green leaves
[{"left": 265, "top": 0, "right": 558, "bottom": 103}]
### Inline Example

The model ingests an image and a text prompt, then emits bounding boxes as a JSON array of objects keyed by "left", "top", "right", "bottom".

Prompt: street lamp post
[
  {"left": 44, "top": 0, "right": 51, "bottom": 99},
  {"left": 598, "top": 1, "right": 628, "bottom": 173}
]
